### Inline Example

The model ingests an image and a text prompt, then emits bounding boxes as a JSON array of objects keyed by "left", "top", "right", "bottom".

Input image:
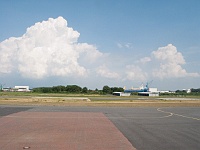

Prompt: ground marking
[{"left": 157, "top": 108, "right": 200, "bottom": 121}]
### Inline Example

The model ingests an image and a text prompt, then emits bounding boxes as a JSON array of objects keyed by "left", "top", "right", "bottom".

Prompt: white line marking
[{"left": 157, "top": 108, "right": 200, "bottom": 121}]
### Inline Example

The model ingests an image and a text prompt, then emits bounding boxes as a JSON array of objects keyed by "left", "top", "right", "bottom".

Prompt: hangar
[
  {"left": 14, "top": 86, "right": 30, "bottom": 92},
  {"left": 138, "top": 92, "right": 159, "bottom": 97},
  {"left": 113, "top": 92, "right": 131, "bottom": 96}
]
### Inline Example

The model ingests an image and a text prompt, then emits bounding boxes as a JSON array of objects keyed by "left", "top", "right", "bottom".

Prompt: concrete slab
[{"left": 0, "top": 112, "right": 135, "bottom": 150}]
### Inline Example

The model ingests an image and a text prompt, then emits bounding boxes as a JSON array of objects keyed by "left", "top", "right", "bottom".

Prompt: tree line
[
  {"left": 160, "top": 88, "right": 200, "bottom": 96},
  {"left": 175, "top": 88, "right": 200, "bottom": 96},
  {"left": 32, "top": 85, "right": 124, "bottom": 94}
]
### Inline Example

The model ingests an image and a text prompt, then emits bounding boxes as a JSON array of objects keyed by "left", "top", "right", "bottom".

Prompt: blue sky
[{"left": 0, "top": 0, "right": 200, "bottom": 90}]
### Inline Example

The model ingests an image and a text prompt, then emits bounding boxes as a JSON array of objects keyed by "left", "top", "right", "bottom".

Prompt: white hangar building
[
  {"left": 14, "top": 86, "right": 30, "bottom": 92},
  {"left": 138, "top": 88, "right": 159, "bottom": 97}
]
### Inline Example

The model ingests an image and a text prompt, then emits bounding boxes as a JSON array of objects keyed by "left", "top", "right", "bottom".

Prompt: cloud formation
[
  {"left": 117, "top": 42, "right": 133, "bottom": 49},
  {"left": 0, "top": 16, "right": 199, "bottom": 89},
  {"left": 0, "top": 17, "right": 103, "bottom": 79},
  {"left": 125, "top": 65, "right": 147, "bottom": 81},
  {"left": 151, "top": 44, "right": 199, "bottom": 78},
  {"left": 96, "top": 65, "right": 120, "bottom": 79},
  {"left": 124, "top": 44, "right": 199, "bottom": 84},
  {"left": 138, "top": 57, "right": 151, "bottom": 64}
]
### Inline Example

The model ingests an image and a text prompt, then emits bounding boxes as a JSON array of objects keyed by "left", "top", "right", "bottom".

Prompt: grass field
[{"left": 0, "top": 92, "right": 200, "bottom": 107}]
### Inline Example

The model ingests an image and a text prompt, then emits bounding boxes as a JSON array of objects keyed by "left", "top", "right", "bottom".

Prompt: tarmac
[
  {"left": 0, "top": 105, "right": 200, "bottom": 150},
  {"left": 0, "top": 110, "right": 135, "bottom": 150}
]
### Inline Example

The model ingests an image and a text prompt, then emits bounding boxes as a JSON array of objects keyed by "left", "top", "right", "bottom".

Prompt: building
[
  {"left": 113, "top": 92, "right": 131, "bottom": 96},
  {"left": 159, "top": 90, "right": 175, "bottom": 94},
  {"left": 14, "top": 86, "right": 30, "bottom": 92},
  {"left": 1, "top": 86, "right": 31, "bottom": 92},
  {"left": 138, "top": 92, "right": 159, "bottom": 97},
  {"left": 138, "top": 87, "right": 159, "bottom": 96},
  {"left": 149, "top": 88, "right": 158, "bottom": 92},
  {"left": 2, "top": 87, "right": 12, "bottom": 92}
]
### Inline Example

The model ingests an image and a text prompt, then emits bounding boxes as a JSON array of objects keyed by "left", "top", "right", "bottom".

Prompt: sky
[{"left": 0, "top": 0, "right": 200, "bottom": 90}]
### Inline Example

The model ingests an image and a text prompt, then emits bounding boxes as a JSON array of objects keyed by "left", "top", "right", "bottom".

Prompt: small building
[
  {"left": 138, "top": 92, "right": 159, "bottom": 97},
  {"left": 2, "top": 87, "right": 12, "bottom": 92},
  {"left": 149, "top": 88, "right": 158, "bottom": 92},
  {"left": 14, "top": 86, "right": 30, "bottom": 92},
  {"left": 159, "top": 90, "right": 175, "bottom": 94},
  {"left": 113, "top": 92, "right": 131, "bottom": 96},
  {"left": 137, "top": 87, "right": 159, "bottom": 97}
]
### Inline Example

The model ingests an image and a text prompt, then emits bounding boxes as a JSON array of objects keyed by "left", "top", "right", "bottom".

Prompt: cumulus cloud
[
  {"left": 0, "top": 16, "right": 103, "bottom": 79},
  {"left": 0, "top": 38, "right": 18, "bottom": 74},
  {"left": 152, "top": 44, "right": 199, "bottom": 78},
  {"left": 75, "top": 43, "right": 103, "bottom": 63},
  {"left": 123, "top": 44, "right": 199, "bottom": 83},
  {"left": 152, "top": 44, "right": 185, "bottom": 64},
  {"left": 1, "top": 17, "right": 199, "bottom": 87},
  {"left": 125, "top": 65, "right": 147, "bottom": 81},
  {"left": 96, "top": 65, "right": 120, "bottom": 79}
]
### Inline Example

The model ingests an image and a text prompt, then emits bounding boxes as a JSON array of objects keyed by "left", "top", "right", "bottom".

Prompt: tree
[
  {"left": 191, "top": 88, "right": 200, "bottom": 93},
  {"left": 42, "top": 87, "right": 52, "bottom": 93},
  {"left": 102, "top": 85, "right": 111, "bottom": 94},
  {"left": 52, "top": 85, "right": 66, "bottom": 93},
  {"left": 65, "top": 85, "right": 82, "bottom": 93},
  {"left": 82, "top": 87, "right": 88, "bottom": 93},
  {"left": 111, "top": 87, "right": 124, "bottom": 93}
]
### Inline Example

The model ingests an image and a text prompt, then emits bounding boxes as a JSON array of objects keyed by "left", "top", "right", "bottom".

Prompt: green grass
[
  {"left": 0, "top": 92, "right": 87, "bottom": 97},
  {"left": 1, "top": 91, "right": 200, "bottom": 100}
]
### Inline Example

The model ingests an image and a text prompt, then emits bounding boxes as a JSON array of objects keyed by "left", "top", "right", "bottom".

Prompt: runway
[{"left": 0, "top": 105, "right": 200, "bottom": 150}]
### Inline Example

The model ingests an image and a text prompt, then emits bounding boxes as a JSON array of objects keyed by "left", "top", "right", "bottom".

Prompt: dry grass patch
[{"left": 0, "top": 96, "right": 200, "bottom": 107}]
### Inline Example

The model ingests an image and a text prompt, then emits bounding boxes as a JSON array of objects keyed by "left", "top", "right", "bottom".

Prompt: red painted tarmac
[{"left": 0, "top": 112, "right": 136, "bottom": 150}]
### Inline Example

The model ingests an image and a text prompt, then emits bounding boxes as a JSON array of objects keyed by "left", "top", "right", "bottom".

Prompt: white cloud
[
  {"left": 75, "top": 43, "right": 103, "bottom": 63},
  {"left": 138, "top": 57, "right": 151, "bottom": 64},
  {"left": 96, "top": 65, "right": 120, "bottom": 79},
  {"left": 0, "top": 38, "right": 18, "bottom": 74},
  {"left": 152, "top": 44, "right": 199, "bottom": 78},
  {"left": 1, "top": 16, "right": 199, "bottom": 89},
  {"left": 152, "top": 44, "right": 185, "bottom": 64},
  {"left": 124, "top": 44, "right": 199, "bottom": 82},
  {"left": 125, "top": 65, "right": 147, "bottom": 81},
  {"left": 0, "top": 16, "right": 103, "bottom": 79},
  {"left": 117, "top": 42, "right": 132, "bottom": 49}
]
